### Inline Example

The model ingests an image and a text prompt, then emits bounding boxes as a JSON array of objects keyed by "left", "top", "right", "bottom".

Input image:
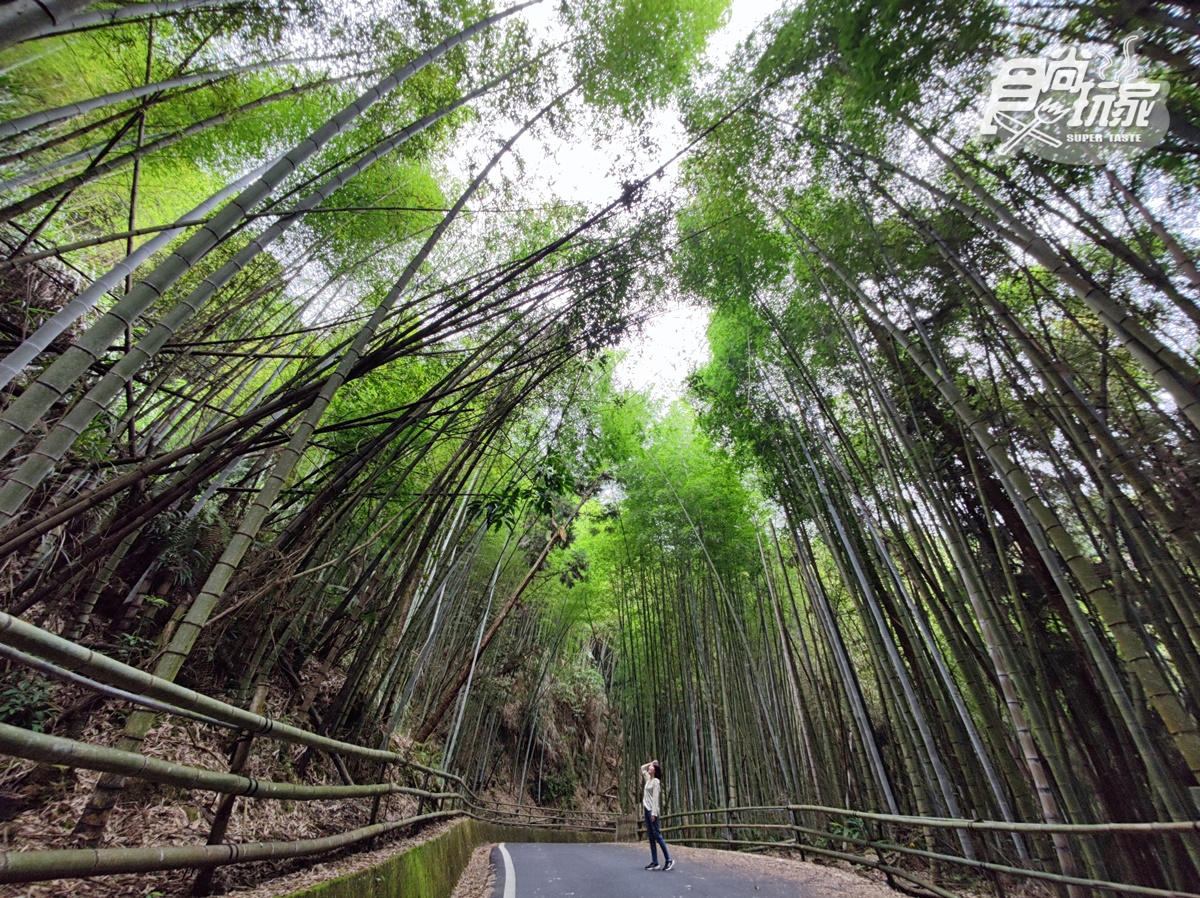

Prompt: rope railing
[
  {"left": 0, "top": 613, "right": 613, "bottom": 886},
  {"left": 652, "top": 803, "right": 1200, "bottom": 898}
]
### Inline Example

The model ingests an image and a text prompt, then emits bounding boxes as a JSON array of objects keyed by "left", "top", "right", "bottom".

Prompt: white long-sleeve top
[{"left": 641, "top": 763, "right": 661, "bottom": 816}]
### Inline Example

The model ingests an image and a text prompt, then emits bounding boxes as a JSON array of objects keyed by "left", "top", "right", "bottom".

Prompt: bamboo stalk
[
  {"left": 0, "top": 722, "right": 459, "bottom": 802},
  {"left": 0, "top": 611, "right": 460, "bottom": 777},
  {"left": 0, "top": 809, "right": 461, "bottom": 883}
]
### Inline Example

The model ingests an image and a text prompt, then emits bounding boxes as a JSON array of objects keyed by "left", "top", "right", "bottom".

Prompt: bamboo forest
[{"left": 2, "top": 0, "right": 1200, "bottom": 895}]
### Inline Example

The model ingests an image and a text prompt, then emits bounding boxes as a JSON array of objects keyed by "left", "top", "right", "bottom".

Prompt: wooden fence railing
[
  {"left": 651, "top": 803, "right": 1200, "bottom": 898},
  {"left": 0, "top": 611, "right": 617, "bottom": 886}
]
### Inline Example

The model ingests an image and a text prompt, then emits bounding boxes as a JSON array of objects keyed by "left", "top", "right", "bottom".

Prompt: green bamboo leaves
[{"left": 565, "top": 0, "right": 731, "bottom": 117}]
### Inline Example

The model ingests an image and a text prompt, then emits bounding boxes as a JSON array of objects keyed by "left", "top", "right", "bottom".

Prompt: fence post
[
  {"left": 368, "top": 760, "right": 390, "bottom": 825},
  {"left": 192, "top": 683, "right": 269, "bottom": 896},
  {"left": 978, "top": 831, "right": 1008, "bottom": 898},
  {"left": 790, "top": 806, "right": 807, "bottom": 861},
  {"left": 416, "top": 770, "right": 431, "bottom": 818},
  {"left": 866, "top": 818, "right": 897, "bottom": 891}
]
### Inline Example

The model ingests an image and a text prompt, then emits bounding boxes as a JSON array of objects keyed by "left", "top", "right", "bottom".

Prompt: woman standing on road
[{"left": 641, "top": 760, "right": 674, "bottom": 871}]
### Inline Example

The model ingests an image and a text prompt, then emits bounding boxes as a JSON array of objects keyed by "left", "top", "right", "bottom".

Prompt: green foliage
[
  {"left": 685, "top": 292, "right": 774, "bottom": 458},
  {"left": 755, "top": 0, "right": 1004, "bottom": 127},
  {"left": 324, "top": 355, "right": 447, "bottom": 437},
  {"left": 556, "top": 548, "right": 589, "bottom": 587},
  {"left": 315, "top": 159, "right": 447, "bottom": 271},
  {"left": 4, "top": 0, "right": 1198, "bottom": 859},
  {"left": 564, "top": 0, "right": 731, "bottom": 117},
  {"left": 137, "top": 506, "right": 228, "bottom": 590},
  {"left": 676, "top": 200, "right": 791, "bottom": 304},
  {"left": 593, "top": 385, "right": 650, "bottom": 468},
  {"left": 74, "top": 415, "right": 118, "bottom": 465},
  {"left": 0, "top": 676, "right": 55, "bottom": 733},
  {"left": 551, "top": 657, "right": 605, "bottom": 715},
  {"left": 111, "top": 632, "right": 157, "bottom": 662},
  {"left": 616, "top": 400, "right": 762, "bottom": 571},
  {"left": 536, "top": 770, "right": 577, "bottom": 805},
  {"left": 470, "top": 478, "right": 529, "bottom": 531},
  {"left": 824, "top": 815, "right": 866, "bottom": 846}
]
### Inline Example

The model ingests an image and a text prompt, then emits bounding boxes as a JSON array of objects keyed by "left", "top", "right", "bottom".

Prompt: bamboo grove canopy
[{"left": 3, "top": 0, "right": 1200, "bottom": 894}]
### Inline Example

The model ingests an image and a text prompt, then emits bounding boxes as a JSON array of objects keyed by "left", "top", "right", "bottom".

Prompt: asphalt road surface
[{"left": 490, "top": 842, "right": 826, "bottom": 898}]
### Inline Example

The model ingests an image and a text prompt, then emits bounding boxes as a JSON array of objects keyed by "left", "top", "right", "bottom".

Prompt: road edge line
[{"left": 498, "top": 842, "right": 516, "bottom": 898}]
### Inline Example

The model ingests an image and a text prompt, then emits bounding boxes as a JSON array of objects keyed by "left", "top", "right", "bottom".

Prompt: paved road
[{"left": 489, "top": 842, "right": 821, "bottom": 898}]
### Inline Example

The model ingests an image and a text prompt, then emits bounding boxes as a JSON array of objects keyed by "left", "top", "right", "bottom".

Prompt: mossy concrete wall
[{"left": 282, "top": 818, "right": 617, "bottom": 898}]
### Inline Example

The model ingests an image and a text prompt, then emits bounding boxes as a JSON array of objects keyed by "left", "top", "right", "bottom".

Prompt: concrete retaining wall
[{"left": 280, "top": 817, "right": 617, "bottom": 898}]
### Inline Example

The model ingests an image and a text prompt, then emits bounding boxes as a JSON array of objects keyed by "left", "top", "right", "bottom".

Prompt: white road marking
[{"left": 498, "top": 842, "right": 516, "bottom": 898}]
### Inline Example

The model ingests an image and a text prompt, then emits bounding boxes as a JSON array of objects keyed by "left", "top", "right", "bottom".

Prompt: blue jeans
[{"left": 645, "top": 807, "right": 670, "bottom": 864}]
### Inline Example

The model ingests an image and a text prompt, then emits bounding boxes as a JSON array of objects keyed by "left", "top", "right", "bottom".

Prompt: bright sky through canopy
[
  {"left": 437, "top": 0, "right": 778, "bottom": 404},
  {"left": 601, "top": 0, "right": 781, "bottom": 402}
]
